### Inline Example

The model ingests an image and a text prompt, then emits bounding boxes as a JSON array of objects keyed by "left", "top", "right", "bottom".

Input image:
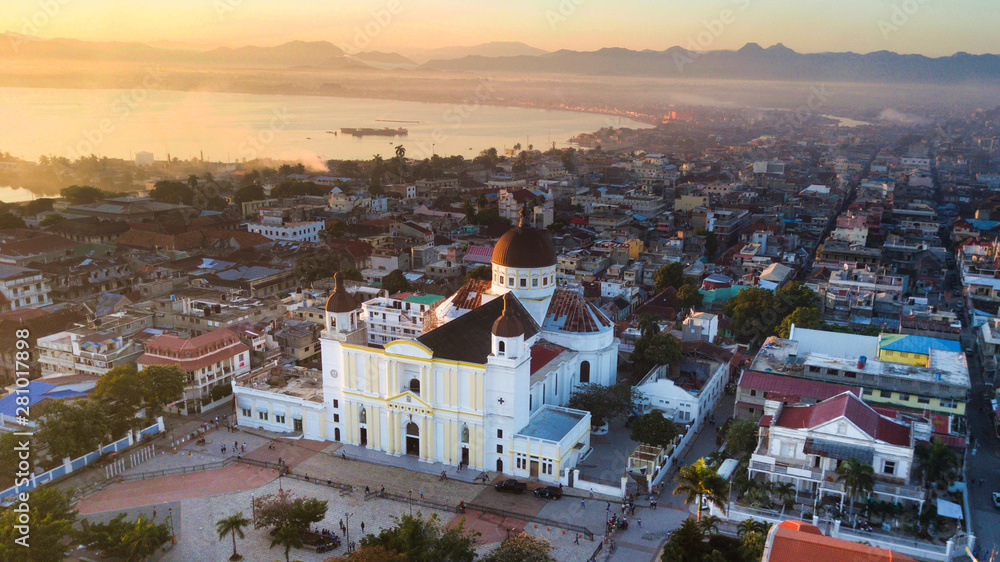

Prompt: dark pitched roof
[{"left": 418, "top": 293, "right": 539, "bottom": 364}]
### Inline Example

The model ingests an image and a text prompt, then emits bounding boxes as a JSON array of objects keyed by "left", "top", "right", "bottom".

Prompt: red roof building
[{"left": 763, "top": 520, "right": 918, "bottom": 562}]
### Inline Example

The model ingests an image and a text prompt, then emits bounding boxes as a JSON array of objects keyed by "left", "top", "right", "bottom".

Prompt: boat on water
[{"left": 340, "top": 127, "right": 408, "bottom": 137}]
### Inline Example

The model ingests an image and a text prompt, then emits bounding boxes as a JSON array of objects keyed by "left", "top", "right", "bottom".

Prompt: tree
[
  {"left": 774, "top": 281, "right": 819, "bottom": 315},
  {"left": 776, "top": 306, "right": 823, "bottom": 338},
  {"left": 673, "top": 458, "right": 728, "bottom": 522},
  {"left": 630, "top": 331, "right": 682, "bottom": 381},
  {"left": 630, "top": 412, "right": 679, "bottom": 449},
  {"left": 836, "top": 458, "right": 874, "bottom": 513},
  {"left": 0, "top": 213, "right": 25, "bottom": 230},
  {"left": 36, "top": 399, "right": 111, "bottom": 459},
  {"left": 251, "top": 492, "right": 328, "bottom": 531},
  {"left": 567, "top": 383, "right": 641, "bottom": 427},
  {"left": 370, "top": 154, "right": 386, "bottom": 195},
  {"left": 0, "top": 485, "right": 77, "bottom": 561},
  {"left": 774, "top": 482, "right": 796, "bottom": 510},
  {"left": 699, "top": 514, "right": 722, "bottom": 536},
  {"left": 232, "top": 184, "right": 265, "bottom": 204},
  {"left": 21, "top": 198, "right": 54, "bottom": 216},
  {"left": 269, "top": 524, "right": 303, "bottom": 562},
  {"left": 0, "top": 433, "right": 24, "bottom": 488},
  {"left": 465, "top": 265, "right": 492, "bottom": 281},
  {"left": 271, "top": 181, "right": 324, "bottom": 199},
  {"left": 723, "top": 287, "right": 778, "bottom": 344},
  {"left": 361, "top": 512, "right": 479, "bottom": 562},
  {"left": 60, "top": 185, "right": 105, "bottom": 204},
  {"left": 39, "top": 214, "right": 67, "bottom": 227},
  {"left": 150, "top": 180, "right": 195, "bottom": 205},
  {"left": 739, "top": 530, "right": 766, "bottom": 561},
  {"left": 474, "top": 147, "right": 500, "bottom": 170},
  {"left": 381, "top": 269, "right": 410, "bottom": 295},
  {"left": 654, "top": 262, "right": 686, "bottom": 292},
  {"left": 334, "top": 160, "right": 361, "bottom": 178},
  {"left": 722, "top": 420, "right": 759, "bottom": 457},
  {"left": 217, "top": 512, "right": 252, "bottom": 561},
  {"left": 293, "top": 251, "right": 341, "bottom": 284},
  {"left": 78, "top": 512, "right": 171, "bottom": 561},
  {"left": 704, "top": 231, "right": 718, "bottom": 256},
  {"left": 92, "top": 364, "right": 186, "bottom": 429},
  {"left": 677, "top": 283, "right": 703, "bottom": 310},
  {"left": 559, "top": 148, "right": 576, "bottom": 173},
  {"left": 913, "top": 441, "right": 959, "bottom": 489},
  {"left": 481, "top": 532, "right": 554, "bottom": 562},
  {"left": 660, "top": 517, "right": 706, "bottom": 562}
]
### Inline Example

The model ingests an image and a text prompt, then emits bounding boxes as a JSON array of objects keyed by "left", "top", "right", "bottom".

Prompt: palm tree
[
  {"left": 699, "top": 514, "right": 722, "bottom": 535},
  {"left": 674, "top": 458, "right": 728, "bottom": 522},
  {"left": 736, "top": 518, "right": 771, "bottom": 538},
  {"left": 216, "top": 512, "right": 251, "bottom": 561},
  {"left": 774, "top": 482, "right": 796, "bottom": 511},
  {"left": 187, "top": 174, "right": 199, "bottom": 189},
  {"left": 269, "top": 525, "right": 303, "bottom": 562},
  {"left": 836, "top": 459, "right": 874, "bottom": 513},
  {"left": 913, "top": 442, "right": 959, "bottom": 489},
  {"left": 394, "top": 145, "right": 406, "bottom": 180},
  {"left": 704, "top": 450, "right": 727, "bottom": 469}
]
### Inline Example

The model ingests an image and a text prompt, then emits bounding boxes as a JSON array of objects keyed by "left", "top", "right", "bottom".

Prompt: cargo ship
[{"left": 340, "top": 127, "right": 408, "bottom": 137}]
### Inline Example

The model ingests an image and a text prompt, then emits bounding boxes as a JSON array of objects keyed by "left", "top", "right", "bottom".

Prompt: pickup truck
[{"left": 494, "top": 479, "right": 527, "bottom": 494}]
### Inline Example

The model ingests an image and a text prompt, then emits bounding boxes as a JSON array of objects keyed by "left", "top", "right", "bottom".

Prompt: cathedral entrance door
[
  {"left": 461, "top": 447, "right": 469, "bottom": 466},
  {"left": 406, "top": 422, "right": 420, "bottom": 456},
  {"left": 359, "top": 428, "right": 368, "bottom": 446}
]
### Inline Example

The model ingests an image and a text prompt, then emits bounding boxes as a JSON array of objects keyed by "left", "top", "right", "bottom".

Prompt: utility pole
[{"left": 345, "top": 512, "right": 352, "bottom": 552}]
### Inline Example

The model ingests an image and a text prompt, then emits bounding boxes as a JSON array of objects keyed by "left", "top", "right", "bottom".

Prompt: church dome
[
  {"left": 492, "top": 213, "right": 556, "bottom": 268},
  {"left": 492, "top": 293, "right": 524, "bottom": 337},
  {"left": 325, "top": 273, "right": 356, "bottom": 313}
]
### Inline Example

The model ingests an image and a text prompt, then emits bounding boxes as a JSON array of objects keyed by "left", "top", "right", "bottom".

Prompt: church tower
[
  {"left": 490, "top": 207, "right": 557, "bottom": 325},
  {"left": 484, "top": 293, "right": 531, "bottom": 473},
  {"left": 321, "top": 273, "right": 363, "bottom": 443}
]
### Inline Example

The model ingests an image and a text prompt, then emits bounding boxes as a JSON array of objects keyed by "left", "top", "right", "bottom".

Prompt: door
[
  {"left": 406, "top": 422, "right": 420, "bottom": 456},
  {"left": 334, "top": 428, "right": 341, "bottom": 442},
  {"left": 293, "top": 418, "right": 303, "bottom": 432},
  {"left": 530, "top": 460, "right": 539, "bottom": 478},
  {"left": 359, "top": 427, "right": 368, "bottom": 446},
  {"left": 461, "top": 447, "right": 469, "bottom": 466}
]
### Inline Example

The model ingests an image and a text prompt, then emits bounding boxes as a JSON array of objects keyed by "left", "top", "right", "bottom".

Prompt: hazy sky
[{"left": 3, "top": 0, "right": 997, "bottom": 56}]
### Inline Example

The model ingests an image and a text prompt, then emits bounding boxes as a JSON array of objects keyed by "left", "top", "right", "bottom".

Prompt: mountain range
[{"left": 3, "top": 35, "right": 1000, "bottom": 83}]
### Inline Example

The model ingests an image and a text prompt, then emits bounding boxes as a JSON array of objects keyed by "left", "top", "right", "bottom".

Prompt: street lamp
[
  {"left": 408, "top": 490, "right": 413, "bottom": 516},
  {"left": 167, "top": 507, "right": 174, "bottom": 542},
  {"left": 251, "top": 493, "right": 256, "bottom": 525},
  {"left": 344, "top": 512, "right": 352, "bottom": 552}
]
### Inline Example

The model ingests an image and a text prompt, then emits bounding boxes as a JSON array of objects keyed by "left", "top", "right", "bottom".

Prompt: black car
[
  {"left": 534, "top": 486, "right": 562, "bottom": 499},
  {"left": 494, "top": 479, "right": 527, "bottom": 494}
]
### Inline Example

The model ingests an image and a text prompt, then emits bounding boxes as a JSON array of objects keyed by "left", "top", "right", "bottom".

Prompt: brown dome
[
  {"left": 492, "top": 218, "right": 556, "bottom": 268},
  {"left": 325, "top": 273, "right": 356, "bottom": 313},
  {"left": 492, "top": 293, "right": 524, "bottom": 337}
]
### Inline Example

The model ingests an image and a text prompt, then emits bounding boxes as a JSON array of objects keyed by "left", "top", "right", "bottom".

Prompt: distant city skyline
[{"left": 2, "top": 0, "right": 999, "bottom": 58}]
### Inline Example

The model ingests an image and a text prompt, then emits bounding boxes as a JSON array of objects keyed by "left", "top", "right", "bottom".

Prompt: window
[
  {"left": 508, "top": 277, "right": 514, "bottom": 287},
  {"left": 532, "top": 278, "right": 538, "bottom": 287},
  {"left": 241, "top": 407, "right": 251, "bottom": 417},
  {"left": 497, "top": 429, "right": 503, "bottom": 438},
  {"left": 917, "top": 397, "right": 930, "bottom": 404},
  {"left": 883, "top": 460, "right": 896, "bottom": 475},
  {"left": 898, "top": 394, "right": 910, "bottom": 402},
  {"left": 879, "top": 390, "right": 891, "bottom": 398},
  {"left": 409, "top": 378, "right": 421, "bottom": 394},
  {"left": 749, "top": 389, "right": 757, "bottom": 397},
  {"left": 863, "top": 388, "right": 874, "bottom": 395},
  {"left": 258, "top": 411, "right": 268, "bottom": 421},
  {"left": 940, "top": 399, "right": 956, "bottom": 409},
  {"left": 543, "top": 277, "right": 548, "bottom": 286},
  {"left": 496, "top": 444, "right": 503, "bottom": 453},
  {"left": 333, "top": 414, "right": 340, "bottom": 423},
  {"left": 333, "top": 399, "right": 339, "bottom": 408},
  {"left": 579, "top": 361, "right": 590, "bottom": 384},
  {"left": 520, "top": 278, "right": 526, "bottom": 287},
  {"left": 275, "top": 414, "right": 286, "bottom": 424},
  {"left": 359, "top": 407, "right": 367, "bottom": 425},
  {"left": 498, "top": 341, "right": 505, "bottom": 355}
]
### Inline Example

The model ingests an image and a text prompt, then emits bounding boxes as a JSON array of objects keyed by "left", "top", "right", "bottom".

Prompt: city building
[
  {"left": 362, "top": 292, "right": 445, "bottom": 347},
  {"left": 0, "top": 264, "right": 52, "bottom": 312},
  {"left": 137, "top": 327, "right": 250, "bottom": 415}
]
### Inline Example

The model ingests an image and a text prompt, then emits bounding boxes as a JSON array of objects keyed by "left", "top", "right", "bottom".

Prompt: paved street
[{"left": 961, "top": 325, "right": 1000, "bottom": 560}]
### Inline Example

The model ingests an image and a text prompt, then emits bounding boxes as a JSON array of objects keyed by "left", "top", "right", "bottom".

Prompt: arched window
[
  {"left": 580, "top": 361, "right": 590, "bottom": 384},
  {"left": 461, "top": 425, "right": 470, "bottom": 444},
  {"left": 359, "top": 407, "right": 367, "bottom": 425},
  {"left": 409, "top": 378, "right": 420, "bottom": 394},
  {"left": 498, "top": 341, "right": 505, "bottom": 355}
]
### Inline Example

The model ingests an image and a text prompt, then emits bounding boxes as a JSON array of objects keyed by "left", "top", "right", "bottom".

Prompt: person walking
[
  {"left": 420, "top": 489, "right": 424, "bottom": 500},
  {"left": 581, "top": 498, "right": 586, "bottom": 509},
  {"left": 574, "top": 533, "right": 580, "bottom": 544},
  {"left": 360, "top": 522, "right": 365, "bottom": 534},
  {"left": 637, "top": 517, "right": 642, "bottom": 528}
]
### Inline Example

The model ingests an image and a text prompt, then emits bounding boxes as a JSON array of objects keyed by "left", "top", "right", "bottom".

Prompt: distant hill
[
  {"left": 422, "top": 42, "right": 1000, "bottom": 83},
  {"left": 0, "top": 35, "right": 354, "bottom": 68},
  {"left": 407, "top": 41, "right": 547, "bottom": 63},
  {"left": 348, "top": 50, "right": 417, "bottom": 69}
]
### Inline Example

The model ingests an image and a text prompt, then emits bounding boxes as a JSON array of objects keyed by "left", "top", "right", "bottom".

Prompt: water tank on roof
[{"left": 857, "top": 355, "right": 867, "bottom": 369}]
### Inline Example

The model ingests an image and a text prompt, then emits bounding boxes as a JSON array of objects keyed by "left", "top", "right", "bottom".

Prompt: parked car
[
  {"left": 534, "top": 486, "right": 562, "bottom": 500},
  {"left": 494, "top": 479, "right": 527, "bottom": 494},
  {"left": 992, "top": 492, "right": 1000, "bottom": 510}
]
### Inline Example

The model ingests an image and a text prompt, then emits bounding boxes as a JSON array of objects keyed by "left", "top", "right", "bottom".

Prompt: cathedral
[{"left": 237, "top": 216, "right": 620, "bottom": 482}]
